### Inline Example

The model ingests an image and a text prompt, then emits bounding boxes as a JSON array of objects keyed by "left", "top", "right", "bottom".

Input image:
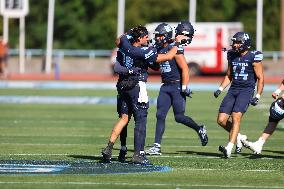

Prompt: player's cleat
[
  {"left": 198, "top": 125, "right": 208, "bottom": 146},
  {"left": 235, "top": 134, "right": 247, "bottom": 153},
  {"left": 145, "top": 143, "right": 162, "bottom": 155},
  {"left": 101, "top": 146, "right": 112, "bottom": 163},
  {"left": 118, "top": 147, "right": 127, "bottom": 163},
  {"left": 131, "top": 152, "right": 152, "bottom": 165},
  {"left": 219, "top": 145, "right": 231, "bottom": 158},
  {"left": 241, "top": 140, "right": 262, "bottom": 154}
]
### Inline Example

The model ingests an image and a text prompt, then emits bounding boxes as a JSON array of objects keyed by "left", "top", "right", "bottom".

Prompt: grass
[{"left": 0, "top": 88, "right": 283, "bottom": 189}]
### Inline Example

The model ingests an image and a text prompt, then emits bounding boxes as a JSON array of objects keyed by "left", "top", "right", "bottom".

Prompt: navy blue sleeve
[
  {"left": 140, "top": 46, "right": 158, "bottom": 63},
  {"left": 113, "top": 61, "right": 129, "bottom": 74},
  {"left": 119, "top": 34, "right": 133, "bottom": 50},
  {"left": 253, "top": 51, "right": 263, "bottom": 62},
  {"left": 170, "top": 42, "right": 184, "bottom": 55}
]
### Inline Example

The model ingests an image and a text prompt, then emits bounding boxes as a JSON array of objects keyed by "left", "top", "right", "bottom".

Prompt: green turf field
[{"left": 0, "top": 88, "right": 284, "bottom": 189}]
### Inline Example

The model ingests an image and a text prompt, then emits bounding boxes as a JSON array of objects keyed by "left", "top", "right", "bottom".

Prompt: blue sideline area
[
  {"left": 0, "top": 160, "right": 171, "bottom": 175},
  {"left": 0, "top": 81, "right": 278, "bottom": 105}
]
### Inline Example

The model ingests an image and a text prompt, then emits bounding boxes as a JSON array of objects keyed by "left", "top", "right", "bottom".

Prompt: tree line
[{"left": 1, "top": 0, "right": 280, "bottom": 51}]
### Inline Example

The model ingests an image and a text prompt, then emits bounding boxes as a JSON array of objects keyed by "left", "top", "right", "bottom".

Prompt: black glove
[
  {"left": 128, "top": 67, "right": 141, "bottom": 75},
  {"left": 214, "top": 89, "right": 222, "bottom": 98},
  {"left": 250, "top": 97, "right": 259, "bottom": 106},
  {"left": 182, "top": 88, "right": 193, "bottom": 98}
]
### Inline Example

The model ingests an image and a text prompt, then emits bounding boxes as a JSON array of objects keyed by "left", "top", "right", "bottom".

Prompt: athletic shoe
[
  {"left": 219, "top": 145, "right": 231, "bottom": 158},
  {"left": 118, "top": 147, "right": 127, "bottom": 163},
  {"left": 198, "top": 125, "right": 208, "bottom": 146},
  {"left": 131, "top": 152, "right": 152, "bottom": 165},
  {"left": 242, "top": 140, "right": 262, "bottom": 154},
  {"left": 235, "top": 134, "right": 247, "bottom": 153},
  {"left": 145, "top": 143, "right": 161, "bottom": 155},
  {"left": 101, "top": 146, "right": 112, "bottom": 163}
]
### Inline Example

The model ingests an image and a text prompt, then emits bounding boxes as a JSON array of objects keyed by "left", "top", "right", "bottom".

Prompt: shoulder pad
[{"left": 250, "top": 50, "right": 263, "bottom": 62}]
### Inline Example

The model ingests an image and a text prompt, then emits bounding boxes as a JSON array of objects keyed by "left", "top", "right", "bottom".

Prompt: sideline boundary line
[{"left": 0, "top": 181, "right": 282, "bottom": 188}]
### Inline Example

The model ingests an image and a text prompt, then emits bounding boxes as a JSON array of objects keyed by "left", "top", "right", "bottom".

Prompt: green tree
[{"left": 0, "top": 0, "right": 280, "bottom": 51}]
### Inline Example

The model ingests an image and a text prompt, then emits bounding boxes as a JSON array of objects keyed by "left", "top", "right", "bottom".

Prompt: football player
[
  {"left": 214, "top": 32, "right": 264, "bottom": 158},
  {"left": 240, "top": 79, "right": 284, "bottom": 154},
  {"left": 101, "top": 25, "right": 187, "bottom": 165},
  {"left": 145, "top": 21, "right": 208, "bottom": 156}
]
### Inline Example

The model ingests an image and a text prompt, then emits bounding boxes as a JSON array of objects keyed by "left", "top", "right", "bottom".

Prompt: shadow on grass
[
  {"left": 68, "top": 154, "right": 133, "bottom": 164},
  {"left": 68, "top": 155, "right": 103, "bottom": 161},
  {"left": 262, "top": 149, "right": 284, "bottom": 155},
  {"left": 237, "top": 151, "right": 284, "bottom": 159},
  {"left": 176, "top": 150, "right": 223, "bottom": 158}
]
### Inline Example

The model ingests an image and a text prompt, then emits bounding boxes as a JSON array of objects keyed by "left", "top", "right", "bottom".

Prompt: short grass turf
[{"left": 0, "top": 88, "right": 283, "bottom": 189}]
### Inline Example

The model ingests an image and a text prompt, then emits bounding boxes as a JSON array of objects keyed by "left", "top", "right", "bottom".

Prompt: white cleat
[
  {"left": 235, "top": 134, "right": 247, "bottom": 153},
  {"left": 219, "top": 145, "right": 232, "bottom": 158},
  {"left": 145, "top": 144, "right": 162, "bottom": 155},
  {"left": 242, "top": 140, "right": 262, "bottom": 154}
]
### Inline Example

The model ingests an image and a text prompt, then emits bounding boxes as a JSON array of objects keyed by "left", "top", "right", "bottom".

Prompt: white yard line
[{"left": 0, "top": 181, "right": 283, "bottom": 188}]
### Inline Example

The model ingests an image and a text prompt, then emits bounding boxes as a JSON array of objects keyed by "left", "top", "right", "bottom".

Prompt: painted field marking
[{"left": 0, "top": 181, "right": 283, "bottom": 188}]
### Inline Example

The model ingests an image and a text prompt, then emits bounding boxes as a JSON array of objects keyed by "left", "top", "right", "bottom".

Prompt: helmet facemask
[{"left": 231, "top": 32, "right": 251, "bottom": 53}]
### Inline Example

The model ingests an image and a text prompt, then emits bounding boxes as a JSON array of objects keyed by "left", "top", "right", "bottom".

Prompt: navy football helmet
[
  {"left": 175, "top": 21, "right": 195, "bottom": 45},
  {"left": 153, "top": 23, "right": 173, "bottom": 48},
  {"left": 270, "top": 98, "right": 284, "bottom": 121},
  {"left": 231, "top": 32, "right": 251, "bottom": 52}
]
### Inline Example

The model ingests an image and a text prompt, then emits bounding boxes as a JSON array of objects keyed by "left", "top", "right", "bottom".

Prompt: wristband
[
  {"left": 182, "top": 85, "right": 187, "bottom": 91},
  {"left": 274, "top": 89, "right": 281, "bottom": 95},
  {"left": 256, "top": 94, "right": 261, "bottom": 99},
  {"left": 218, "top": 87, "right": 224, "bottom": 92}
]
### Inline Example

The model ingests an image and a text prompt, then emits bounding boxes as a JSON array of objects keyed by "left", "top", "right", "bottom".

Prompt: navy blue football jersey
[
  {"left": 228, "top": 50, "right": 263, "bottom": 89},
  {"left": 117, "top": 35, "right": 158, "bottom": 81},
  {"left": 158, "top": 42, "right": 184, "bottom": 83}
]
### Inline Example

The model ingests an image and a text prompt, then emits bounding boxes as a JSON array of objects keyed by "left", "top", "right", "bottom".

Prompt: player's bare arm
[
  {"left": 253, "top": 61, "right": 264, "bottom": 96},
  {"left": 220, "top": 65, "right": 233, "bottom": 89},
  {"left": 156, "top": 35, "right": 188, "bottom": 63},
  {"left": 272, "top": 79, "right": 284, "bottom": 99},
  {"left": 214, "top": 65, "right": 232, "bottom": 98},
  {"left": 175, "top": 54, "right": 189, "bottom": 86}
]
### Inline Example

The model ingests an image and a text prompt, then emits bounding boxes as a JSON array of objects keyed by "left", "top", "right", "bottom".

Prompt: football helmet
[
  {"left": 153, "top": 23, "right": 173, "bottom": 48},
  {"left": 270, "top": 98, "right": 284, "bottom": 121},
  {"left": 175, "top": 21, "right": 195, "bottom": 45},
  {"left": 231, "top": 32, "right": 251, "bottom": 52}
]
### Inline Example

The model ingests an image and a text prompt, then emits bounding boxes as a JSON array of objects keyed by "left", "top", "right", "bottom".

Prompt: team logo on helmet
[
  {"left": 175, "top": 21, "right": 195, "bottom": 45},
  {"left": 153, "top": 23, "right": 173, "bottom": 48},
  {"left": 231, "top": 32, "right": 251, "bottom": 53}
]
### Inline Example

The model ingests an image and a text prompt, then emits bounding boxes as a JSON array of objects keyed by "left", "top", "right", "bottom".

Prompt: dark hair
[{"left": 129, "top": 25, "right": 148, "bottom": 43}]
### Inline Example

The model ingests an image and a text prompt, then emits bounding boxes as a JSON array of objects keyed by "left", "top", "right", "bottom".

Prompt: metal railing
[
  {"left": 263, "top": 51, "right": 284, "bottom": 63},
  {"left": 8, "top": 49, "right": 112, "bottom": 58},
  {"left": 8, "top": 49, "right": 284, "bottom": 62}
]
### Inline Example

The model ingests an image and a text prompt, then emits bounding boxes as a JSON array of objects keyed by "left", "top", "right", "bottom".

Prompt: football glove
[
  {"left": 182, "top": 87, "right": 193, "bottom": 98},
  {"left": 250, "top": 97, "right": 259, "bottom": 106},
  {"left": 214, "top": 89, "right": 222, "bottom": 98}
]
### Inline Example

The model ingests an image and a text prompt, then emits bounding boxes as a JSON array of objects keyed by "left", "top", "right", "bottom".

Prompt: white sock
[
  {"left": 140, "top": 151, "right": 145, "bottom": 155},
  {"left": 257, "top": 137, "right": 265, "bottom": 146},
  {"left": 226, "top": 142, "right": 234, "bottom": 152},
  {"left": 237, "top": 133, "right": 242, "bottom": 138}
]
